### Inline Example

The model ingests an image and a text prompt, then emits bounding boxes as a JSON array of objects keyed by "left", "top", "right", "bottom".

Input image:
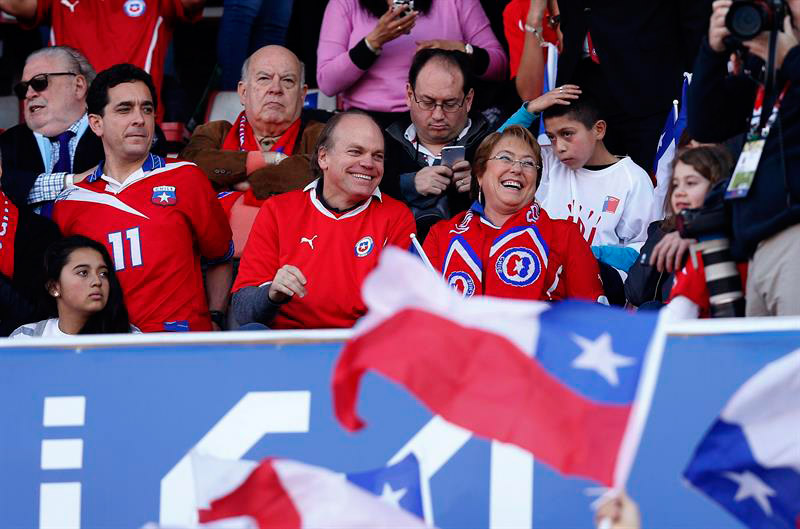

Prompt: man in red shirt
[
  {"left": 53, "top": 64, "right": 233, "bottom": 332},
  {"left": 0, "top": 0, "right": 204, "bottom": 122},
  {"left": 231, "top": 111, "right": 416, "bottom": 330}
]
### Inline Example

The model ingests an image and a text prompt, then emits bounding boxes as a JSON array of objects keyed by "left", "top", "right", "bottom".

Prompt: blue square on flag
[
  {"left": 684, "top": 349, "right": 800, "bottom": 529},
  {"left": 535, "top": 301, "right": 659, "bottom": 404},
  {"left": 346, "top": 453, "right": 424, "bottom": 518}
]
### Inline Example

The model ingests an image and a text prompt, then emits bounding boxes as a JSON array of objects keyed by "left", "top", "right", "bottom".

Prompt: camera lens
[{"left": 727, "top": 3, "right": 767, "bottom": 40}]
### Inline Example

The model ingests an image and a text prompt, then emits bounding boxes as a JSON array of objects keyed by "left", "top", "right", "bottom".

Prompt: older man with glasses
[
  {"left": 381, "top": 48, "right": 493, "bottom": 240},
  {"left": 0, "top": 46, "right": 103, "bottom": 213}
]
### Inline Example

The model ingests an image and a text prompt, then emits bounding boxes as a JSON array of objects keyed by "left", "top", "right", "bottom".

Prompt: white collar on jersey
[{"left": 304, "top": 178, "right": 382, "bottom": 221}]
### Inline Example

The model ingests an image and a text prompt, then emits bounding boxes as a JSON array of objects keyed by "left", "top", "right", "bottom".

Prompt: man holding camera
[{"left": 688, "top": 0, "right": 800, "bottom": 316}]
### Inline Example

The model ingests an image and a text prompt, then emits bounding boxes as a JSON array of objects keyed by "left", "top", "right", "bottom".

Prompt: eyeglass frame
[
  {"left": 411, "top": 91, "right": 469, "bottom": 113},
  {"left": 489, "top": 154, "right": 541, "bottom": 172},
  {"left": 14, "top": 72, "right": 78, "bottom": 100}
]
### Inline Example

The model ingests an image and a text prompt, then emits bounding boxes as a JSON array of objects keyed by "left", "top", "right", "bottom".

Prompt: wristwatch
[{"left": 209, "top": 310, "right": 226, "bottom": 329}]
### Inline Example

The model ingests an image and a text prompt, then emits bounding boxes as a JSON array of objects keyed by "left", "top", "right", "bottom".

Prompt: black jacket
[
  {"left": 687, "top": 38, "right": 800, "bottom": 258},
  {"left": 624, "top": 221, "right": 674, "bottom": 306},
  {"left": 0, "top": 123, "right": 104, "bottom": 208},
  {"left": 557, "top": 0, "right": 711, "bottom": 116},
  {"left": 0, "top": 209, "right": 61, "bottom": 336},
  {"left": 381, "top": 114, "right": 492, "bottom": 240}
]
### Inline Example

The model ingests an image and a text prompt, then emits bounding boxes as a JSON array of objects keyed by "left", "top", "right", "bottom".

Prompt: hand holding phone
[{"left": 440, "top": 145, "right": 466, "bottom": 169}]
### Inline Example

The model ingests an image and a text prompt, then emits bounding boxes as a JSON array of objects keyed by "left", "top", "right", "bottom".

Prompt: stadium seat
[{"left": 0, "top": 96, "right": 20, "bottom": 131}]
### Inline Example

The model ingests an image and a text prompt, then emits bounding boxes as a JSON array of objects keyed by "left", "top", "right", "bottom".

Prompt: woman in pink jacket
[{"left": 317, "top": 0, "right": 508, "bottom": 126}]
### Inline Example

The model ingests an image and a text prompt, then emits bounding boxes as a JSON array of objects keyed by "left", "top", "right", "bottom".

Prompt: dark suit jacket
[
  {"left": 0, "top": 123, "right": 104, "bottom": 208},
  {"left": 556, "top": 0, "right": 712, "bottom": 116}
]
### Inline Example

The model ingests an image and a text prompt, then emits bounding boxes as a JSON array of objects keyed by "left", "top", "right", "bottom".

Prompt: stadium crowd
[{"left": 0, "top": 0, "right": 798, "bottom": 337}]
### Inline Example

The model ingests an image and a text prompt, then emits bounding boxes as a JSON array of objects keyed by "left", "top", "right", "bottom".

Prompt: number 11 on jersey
[{"left": 108, "top": 227, "right": 143, "bottom": 271}]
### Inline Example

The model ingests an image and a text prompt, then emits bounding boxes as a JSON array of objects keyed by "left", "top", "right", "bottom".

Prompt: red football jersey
[
  {"left": 30, "top": 0, "right": 196, "bottom": 121},
  {"left": 53, "top": 157, "right": 233, "bottom": 332},
  {"left": 232, "top": 180, "right": 416, "bottom": 330},
  {"left": 423, "top": 202, "right": 605, "bottom": 302}
]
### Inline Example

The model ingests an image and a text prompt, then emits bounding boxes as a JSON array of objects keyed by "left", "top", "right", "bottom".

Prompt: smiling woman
[
  {"left": 422, "top": 125, "right": 606, "bottom": 303},
  {"left": 9, "top": 236, "right": 137, "bottom": 338}
]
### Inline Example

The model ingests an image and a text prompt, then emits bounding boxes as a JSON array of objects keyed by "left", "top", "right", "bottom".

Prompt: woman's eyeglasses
[
  {"left": 490, "top": 154, "right": 539, "bottom": 172},
  {"left": 14, "top": 72, "right": 78, "bottom": 100}
]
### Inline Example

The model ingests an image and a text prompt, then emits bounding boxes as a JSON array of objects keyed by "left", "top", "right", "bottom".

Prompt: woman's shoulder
[{"left": 9, "top": 318, "right": 57, "bottom": 339}]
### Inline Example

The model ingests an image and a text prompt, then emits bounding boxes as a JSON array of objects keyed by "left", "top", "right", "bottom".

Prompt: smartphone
[
  {"left": 392, "top": 0, "right": 414, "bottom": 15},
  {"left": 440, "top": 145, "right": 466, "bottom": 169}
]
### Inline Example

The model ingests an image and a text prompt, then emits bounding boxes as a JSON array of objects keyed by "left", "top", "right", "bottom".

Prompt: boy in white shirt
[{"left": 500, "top": 87, "right": 656, "bottom": 297}]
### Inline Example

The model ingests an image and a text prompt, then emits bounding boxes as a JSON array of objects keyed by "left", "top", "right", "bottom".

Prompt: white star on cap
[
  {"left": 379, "top": 482, "right": 407, "bottom": 508},
  {"left": 570, "top": 332, "right": 636, "bottom": 386},
  {"left": 723, "top": 470, "right": 776, "bottom": 516}
]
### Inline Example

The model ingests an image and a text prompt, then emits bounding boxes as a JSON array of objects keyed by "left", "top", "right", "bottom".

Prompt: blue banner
[{"left": 1, "top": 325, "right": 798, "bottom": 528}]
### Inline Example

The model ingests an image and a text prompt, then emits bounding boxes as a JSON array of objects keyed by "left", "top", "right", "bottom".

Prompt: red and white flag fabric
[
  {"left": 185, "top": 453, "right": 428, "bottom": 528},
  {"left": 334, "top": 248, "right": 665, "bottom": 487}
]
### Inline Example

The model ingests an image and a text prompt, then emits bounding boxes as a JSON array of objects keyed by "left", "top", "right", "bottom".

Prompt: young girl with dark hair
[{"left": 10, "top": 236, "right": 137, "bottom": 338}]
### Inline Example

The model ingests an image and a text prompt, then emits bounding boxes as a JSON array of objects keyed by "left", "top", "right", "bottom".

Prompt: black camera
[
  {"left": 725, "top": 0, "right": 787, "bottom": 41},
  {"left": 676, "top": 181, "right": 745, "bottom": 318}
]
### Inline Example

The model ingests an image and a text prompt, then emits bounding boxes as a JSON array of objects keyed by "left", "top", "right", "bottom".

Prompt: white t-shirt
[
  {"left": 536, "top": 146, "right": 655, "bottom": 251},
  {"left": 9, "top": 318, "right": 70, "bottom": 339},
  {"left": 9, "top": 318, "right": 141, "bottom": 338}
]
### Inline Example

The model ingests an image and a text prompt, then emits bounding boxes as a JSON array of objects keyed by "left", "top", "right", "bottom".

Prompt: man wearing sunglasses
[
  {"left": 0, "top": 0, "right": 204, "bottom": 123},
  {"left": 0, "top": 46, "right": 103, "bottom": 212},
  {"left": 380, "top": 49, "right": 492, "bottom": 240}
]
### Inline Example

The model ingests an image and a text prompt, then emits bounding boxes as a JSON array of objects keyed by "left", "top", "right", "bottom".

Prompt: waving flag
[
  {"left": 192, "top": 453, "right": 428, "bottom": 528},
  {"left": 652, "top": 74, "right": 690, "bottom": 220},
  {"left": 333, "top": 248, "right": 665, "bottom": 487},
  {"left": 684, "top": 348, "right": 800, "bottom": 529}
]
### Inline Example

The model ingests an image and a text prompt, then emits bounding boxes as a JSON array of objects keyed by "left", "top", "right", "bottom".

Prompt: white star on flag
[
  {"left": 570, "top": 332, "right": 636, "bottom": 386},
  {"left": 378, "top": 482, "right": 407, "bottom": 508},
  {"left": 723, "top": 470, "right": 777, "bottom": 516},
  {"left": 158, "top": 192, "right": 171, "bottom": 203}
]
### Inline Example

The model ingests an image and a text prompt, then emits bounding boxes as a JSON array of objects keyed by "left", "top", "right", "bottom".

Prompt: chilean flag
[
  {"left": 191, "top": 453, "right": 428, "bottom": 528},
  {"left": 684, "top": 348, "right": 800, "bottom": 529},
  {"left": 333, "top": 248, "right": 665, "bottom": 487}
]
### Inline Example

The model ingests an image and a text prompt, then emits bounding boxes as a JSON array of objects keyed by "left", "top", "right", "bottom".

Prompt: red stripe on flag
[
  {"left": 198, "top": 458, "right": 302, "bottom": 529},
  {"left": 334, "top": 308, "right": 631, "bottom": 485}
]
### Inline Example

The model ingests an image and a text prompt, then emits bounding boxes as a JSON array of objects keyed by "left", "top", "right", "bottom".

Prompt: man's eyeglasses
[
  {"left": 14, "top": 72, "right": 78, "bottom": 99},
  {"left": 490, "top": 154, "right": 539, "bottom": 172},
  {"left": 412, "top": 92, "right": 466, "bottom": 113}
]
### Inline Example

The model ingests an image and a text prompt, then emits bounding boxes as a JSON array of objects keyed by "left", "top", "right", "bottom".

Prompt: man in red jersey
[
  {"left": 0, "top": 0, "right": 204, "bottom": 122},
  {"left": 232, "top": 110, "right": 416, "bottom": 330},
  {"left": 53, "top": 64, "right": 233, "bottom": 332}
]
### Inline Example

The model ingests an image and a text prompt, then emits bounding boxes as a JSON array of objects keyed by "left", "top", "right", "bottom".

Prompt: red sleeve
[
  {"left": 422, "top": 221, "right": 446, "bottom": 272},
  {"left": 503, "top": 1, "right": 525, "bottom": 79},
  {"left": 19, "top": 0, "right": 52, "bottom": 28},
  {"left": 562, "top": 223, "right": 605, "bottom": 302},
  {"left": 231, "top": 200, "right": 279, "bottom": 292},
  {"left": 668, "top": 251, "right": 711, "bottom": 314},
  {"left": 183, "top": 166, "right": 233, "bottom": 261},
  {"left": 385, "top": 202, "right": 416, "bottom": 251}
]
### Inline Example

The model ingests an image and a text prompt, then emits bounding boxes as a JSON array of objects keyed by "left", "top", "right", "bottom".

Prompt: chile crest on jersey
[
  {"left": 124, "top": 0, "right": 146, "bottom": 17},
  {"left": 354, "top": 236, "right": 374, "bottom": 257},
  {"left": 495, "top": 247, "right": 540, "bottom": 286},
  {"left": 152, "top": 186, "right": 177, "bottom": 206}
]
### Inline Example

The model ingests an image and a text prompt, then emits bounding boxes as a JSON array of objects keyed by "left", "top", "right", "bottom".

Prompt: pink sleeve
[
  {"left": 459, "top": 0, "right": 509, "bottom": 80},
  {"left": 316, "top": 0, "right": 370, "bottom": 97}
]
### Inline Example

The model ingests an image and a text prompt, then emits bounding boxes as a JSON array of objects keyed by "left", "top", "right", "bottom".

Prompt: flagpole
[{"left": 410, "top": 234, "right": 435, "bottom": 272}]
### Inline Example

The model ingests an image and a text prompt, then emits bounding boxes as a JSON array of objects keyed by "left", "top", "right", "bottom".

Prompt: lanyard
[{"left": 748, "top": 82, "right": 790, "bottom": 140}]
